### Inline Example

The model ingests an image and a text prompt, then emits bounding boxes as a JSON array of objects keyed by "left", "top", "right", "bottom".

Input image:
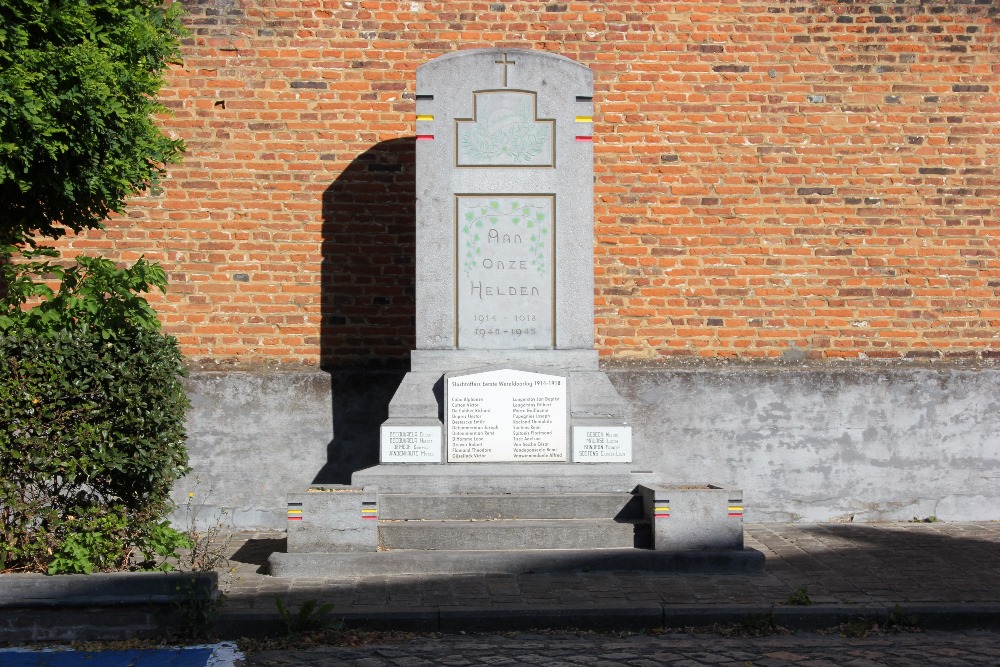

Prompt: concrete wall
[
  {"left": 612, "top": 366, "right": 1000, "bottom": 522},
  {"left": 172, "top": 368, "right": 400, "bottom": 530},
  {"left": 174, "top": 365, "right": 1000, "bottom": 528}
]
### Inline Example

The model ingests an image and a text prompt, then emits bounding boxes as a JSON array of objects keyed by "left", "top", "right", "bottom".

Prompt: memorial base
[
  {"left": 379, "top": 362, "right": 632, "bottom": 464},
  {"left": 352, "top": 463, "right": 656, "bottom": 494},
  {"left": 276, "top": 478, "right": 757, "bottom": 576}
]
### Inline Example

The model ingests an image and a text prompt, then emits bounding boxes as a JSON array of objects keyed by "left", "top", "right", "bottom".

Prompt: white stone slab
[
  {"left": 447, "top": 369, "right": 567, "bottom": 462},
  {"left": 457, "top": 195, "right": 553, "bottom": 349},
  {"left": 572, "top": 426, "right": 632, "bottom": 463},
  {"left": 456, "top": 91, "right": 554, "bottom": 166},
  {"left": 380, "top": 425, "right": 442, "bottom": 463}
]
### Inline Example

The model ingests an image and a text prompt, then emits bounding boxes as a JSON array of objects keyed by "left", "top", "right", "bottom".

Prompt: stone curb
[
  {"left": 0, "top": 572, "right": 218, "bottom": 608},
  {"left": 5, "top": 599, "right": 1000, "bottom": 642},
  {"left": 268, "top": 548, "right": 766, "bottom": 577},
  {"left": 213, "top": 602, "right": 1000, "bottom": 638}
]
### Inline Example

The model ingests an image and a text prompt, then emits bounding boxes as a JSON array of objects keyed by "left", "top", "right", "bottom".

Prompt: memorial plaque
[
  {"left": 457, "top": 195, "right": 554, "bottom": 350},
  {"left": 447, "top": 369, "right": 567, "bottom": 462},
  {"left": 572, "top": 426, "right": 632, "bottom": 463},
  {"left": 380, "top": 425, "right": 442, "bottom": 463},
  {"left": 456, "top": 91, "right": 554, "bottom": 167}
]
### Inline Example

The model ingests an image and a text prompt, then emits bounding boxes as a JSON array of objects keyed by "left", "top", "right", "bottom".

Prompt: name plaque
[
  {"left": 572, "top": 426, "right": 632, "bottom": 463},
  {"left": 380, "top": 425, "right": 442, "bottom": 463},
  {"left": 447, "top": 368, "right": 567, "bottom": 462},
  {"left": 457, "top": 195, "right": 554, "bottom": 349}
]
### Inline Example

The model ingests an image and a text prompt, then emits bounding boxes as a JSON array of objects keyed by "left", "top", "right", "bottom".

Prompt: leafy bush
[
  {"left": 0, "top": 0, "right": 186, "bottom": 247},
  {"left": 0, "top": 251, "right": 190, "bottom": 573}
]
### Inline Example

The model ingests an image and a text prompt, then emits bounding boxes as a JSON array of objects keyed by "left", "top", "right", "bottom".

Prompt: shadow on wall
[{"left": 315, "top": 138, "right": 417, "bottom": 484}]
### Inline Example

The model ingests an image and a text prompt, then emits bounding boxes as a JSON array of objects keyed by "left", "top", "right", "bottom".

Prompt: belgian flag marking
[{"left": 287, "top": 504, "right": 303, "bottom": 521}]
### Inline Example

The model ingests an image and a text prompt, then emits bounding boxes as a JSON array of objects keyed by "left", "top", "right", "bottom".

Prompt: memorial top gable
[{"left": 413, "top": 49, "right": 596, "bottom": 365}]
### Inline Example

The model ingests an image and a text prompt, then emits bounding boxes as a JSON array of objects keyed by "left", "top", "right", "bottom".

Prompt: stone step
[
  {"left": 378, "top": 493, "right": 642, "bottom": 521},
  {"left": 268, "top": 547, "right": 766, "bottom": 577},
  {"left": 352, "top": 463, "right": 657, "bottom": 494},
  {"left": 378, "top": 518, "right": 651, "bottom": 551}
]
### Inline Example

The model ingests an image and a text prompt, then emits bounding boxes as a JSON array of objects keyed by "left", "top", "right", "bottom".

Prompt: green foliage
[
  {"left": 0, "top": 252, "right": 190, "bottom": 573},
  {"left": 887, "top": 604, "right": 919, "bottom": 632},
  {"left": 172, "top": 578, "right": 224, "bottom": 641},
  {"left": 787, "top": 585, "right": 812, "bottom": 606},
  {"left": 275, "top": 595, "right": 341, "bottom": 636},
  {"left": 0, "top": 0, "right": 185, "bottom": 247},
  {"left": 0, "top": 247, "right": 167, "bottom": 335},
  {"left": 840, "top": 615, "right": 878, "bottom": 638},
  {"left": 735, "top": 612, "right": 780, "bottom": 637}
]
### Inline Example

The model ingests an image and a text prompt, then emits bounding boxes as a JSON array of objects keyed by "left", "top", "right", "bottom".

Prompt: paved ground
[
  {"left": 217, "top": 522, "right": 1000, "bottom": 613},
  {"left": 244, "top": 630, "right": 1000, "bottom": 666},
  {"left": 6, "top": 522, "right": 1000, "bottom": 664}
]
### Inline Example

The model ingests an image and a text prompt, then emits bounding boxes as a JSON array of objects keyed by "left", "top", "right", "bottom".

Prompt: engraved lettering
[{"left": 457, "top": 196, "right": 552, "bottom": 349}]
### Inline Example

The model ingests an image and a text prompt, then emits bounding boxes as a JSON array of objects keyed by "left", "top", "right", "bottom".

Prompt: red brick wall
[{"left": 58, "top": 1, "right": 1000, "bottom": 365}]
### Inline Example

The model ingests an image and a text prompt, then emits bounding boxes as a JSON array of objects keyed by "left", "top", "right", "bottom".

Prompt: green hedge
[{"left": 0, "top": 326, "right": 190, "bottom": 573}]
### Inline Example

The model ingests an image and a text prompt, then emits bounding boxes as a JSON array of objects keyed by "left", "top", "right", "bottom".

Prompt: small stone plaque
[
  {"left": 457, "top": 195, "right": 553, "bottom": 349},
  {"left": 447, "top": 369, "right": 567, "bottom": 462},
  {"left": 380, "top": 425, "right": 442, "bottom": 463},
  {"left": 456, "top": 91, "right": 554, "bottom": 167},
  {"left": 572, "top": 426, "right": 632, "bottom": 463}
]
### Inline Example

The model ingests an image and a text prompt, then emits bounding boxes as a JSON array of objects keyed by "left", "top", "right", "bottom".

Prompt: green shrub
[
  {"left": 0, "top": 0, "right": 186, "bottom": 248},
  {"left": 0, "top": 252, "right": 190, "bottom": 573}
]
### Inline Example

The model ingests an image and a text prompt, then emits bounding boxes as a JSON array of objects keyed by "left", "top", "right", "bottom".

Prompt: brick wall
[{"left": 57, "top": 0, "right": 1000, "bottom": 365}]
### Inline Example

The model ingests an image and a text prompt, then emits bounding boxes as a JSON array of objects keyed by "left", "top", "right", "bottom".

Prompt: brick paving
[
  {"left": 244, "top": 630, "right": 1000, "bottom": 666},
  {"left": 217, "top": 522, "right": 1000, "bottom": 612}
]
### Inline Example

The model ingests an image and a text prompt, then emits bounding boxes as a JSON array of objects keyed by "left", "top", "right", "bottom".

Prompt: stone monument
[
  {"left": 270, "top": 49, "right": 757, "bottom": 576},
  {"left": 376, "top": 48, "right": 634, "bottom": 474}
]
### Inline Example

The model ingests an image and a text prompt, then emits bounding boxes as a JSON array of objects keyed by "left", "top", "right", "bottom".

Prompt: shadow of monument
[
  {"left": 314, "top": 138, "right": 417, "bottom": 484},
  {"left": 228, "top": 523, "right": 1000, "bottom": 610}
]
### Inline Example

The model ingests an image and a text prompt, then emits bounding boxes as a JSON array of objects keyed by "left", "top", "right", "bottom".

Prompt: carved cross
[{"left": 494, "top": 52, "right": 516, "bottom": 87}]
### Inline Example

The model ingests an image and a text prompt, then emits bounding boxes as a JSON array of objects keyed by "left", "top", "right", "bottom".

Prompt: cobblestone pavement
[
  {"left": 244, "top": 629, "right": 1000, "bottom": 666},
  {"left": 218, "top": 522, "right": 1000, "bottom": 610}
]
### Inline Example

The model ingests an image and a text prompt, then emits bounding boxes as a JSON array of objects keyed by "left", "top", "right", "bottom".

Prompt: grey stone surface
[
  {"left": 410, "top": 349, "right": 598, "bottom": 373},
  {"left": 612, "top": 365, "right": 1000, "bottom": 521},
  {"left": 172, "top": 369, "right": 333, "bottom": 530},
  {"left": 267, "top": 546, "right": 763, "bottom": 578},
  {"left": 568, "top": 371, "right": 627, "bottom": 420},
  {"left": 174, "top": 365, "right": 1000, "bottom": 528},
  {"left": 0, "top": 572, "right": 216, "bottom": 607},
  {"left": 381, "top": 50, "right": 628, "bottom": 467},
  {"left": 383, "top": 372, "right": 441, "bottom": 419},
  {"left": 639, "top": 484, "right": 745, "bottom": 551},
  {"left": 378, "top": 518, "right": 647, "bottom": 551},
  {"left": 414, "top": 49, "right": 594, "bottom": 351},
  {"left": 285, "top": 486, "right": 377, "bottom": 553},
  {"left": 351, "top": 463, "right": 656, "bottom": 494},
  {"left": 378, "top": 492, "right": 640, "bottom": 520}
]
